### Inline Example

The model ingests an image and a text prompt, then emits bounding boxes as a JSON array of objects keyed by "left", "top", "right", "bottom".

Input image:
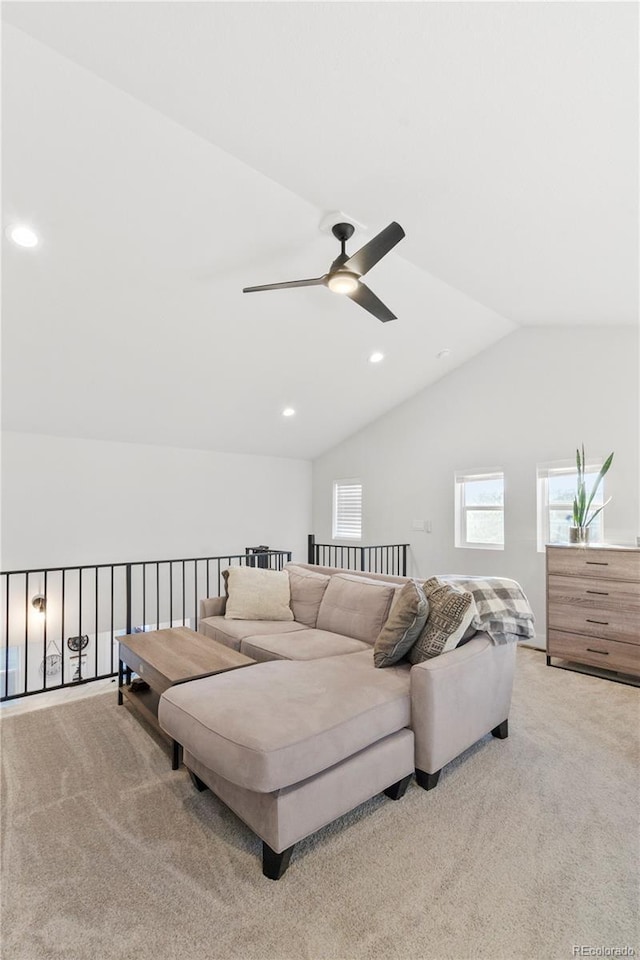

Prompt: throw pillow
[
  {"left": 373, "top": 580, "right": 429, "bottom": 668},
  {"left": 408, "top": 578, "right": 476, "bottom": 664},
  {"left": 285, "top": 564, "right": 331, "bottom": 628},
  {"left": 223, "top": 566, "right": 293, "bottom": 621},
  {"left": 316, "top": 574, "right": 396, "bottom": 644}
]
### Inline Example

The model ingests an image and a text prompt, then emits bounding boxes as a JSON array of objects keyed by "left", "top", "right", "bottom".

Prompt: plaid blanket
[{"left": 439, "top": 576, "right": 535, "bottom": 645}]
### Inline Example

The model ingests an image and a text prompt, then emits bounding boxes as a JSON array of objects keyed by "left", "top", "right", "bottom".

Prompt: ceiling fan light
[{"left": 327, "top": 271, "right": 359, "bottom": 295}]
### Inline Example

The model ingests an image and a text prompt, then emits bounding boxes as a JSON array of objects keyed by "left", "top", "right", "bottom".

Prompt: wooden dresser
[{"left": 546, "top": 544, "right": 640, "bottom": 680}]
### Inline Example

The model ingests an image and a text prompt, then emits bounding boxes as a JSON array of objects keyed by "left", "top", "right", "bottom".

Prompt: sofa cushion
[
  {"left": 240, "top": 629, "right": 370, "bottom": 663},
  {"left": 316, "top": 574, "right": 396, "bottom": 645},
  {"left": 374, "top": 580, "right": 429, "bottom": 667},
  {"left": 199, "top": 616, "right": 305, "bottom": 651},
  {"left": 285, "top": 564, "right": 331, "bottom": 628},
  {"left": 158, "top": 653, "right": 410, "bottom": 792},
  {"left": 224, "top": 566, "right": 293, "bottom": 622},
  {"left": 409, "top": 578, "right": 476, "bottom": 663}
]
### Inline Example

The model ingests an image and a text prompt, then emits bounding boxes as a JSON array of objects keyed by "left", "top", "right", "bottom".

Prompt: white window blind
[{"left": 333, "top": 479, "right": 362, "bottom": 540}]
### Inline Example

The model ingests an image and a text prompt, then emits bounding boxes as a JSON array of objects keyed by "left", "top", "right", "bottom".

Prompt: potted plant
[{"left": 570, "top": 445, "right": 614, "bottom": 543}]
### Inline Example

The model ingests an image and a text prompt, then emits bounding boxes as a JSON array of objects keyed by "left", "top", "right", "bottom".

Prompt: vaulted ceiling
[{"left": 2, "top": 2, "right": 637, "bottom": 459}]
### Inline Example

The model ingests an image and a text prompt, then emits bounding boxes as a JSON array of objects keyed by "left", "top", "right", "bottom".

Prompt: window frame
[
  {"left": 332, "top": 478, "right": 363, "bottom": 541},
  {"left": 454, "top": 469, "right": 505, "bottom": 550},
  {"left": 536, "top": 459, "right": 605, "bottom": 552}
]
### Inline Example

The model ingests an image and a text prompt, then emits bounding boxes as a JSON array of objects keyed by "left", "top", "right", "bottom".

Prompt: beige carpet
[{"left": 1, "top": 648, "right": 638, "bottom": 960}]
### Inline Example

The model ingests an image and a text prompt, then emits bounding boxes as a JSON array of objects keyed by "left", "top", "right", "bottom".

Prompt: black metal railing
[
  {"left": 0, "top": 548, "right": 291, "bottom": 702},
  {"left": 307, "top": 535, "right": 408, "bottom": 576}
]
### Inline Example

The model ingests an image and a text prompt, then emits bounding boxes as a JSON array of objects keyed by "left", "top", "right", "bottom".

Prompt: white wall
[
  {"left": 1, "top": 432, "right": 312, "bottom": 569},
  {"left": 312, "top": 326, "right": 639, "bottom": 643}
]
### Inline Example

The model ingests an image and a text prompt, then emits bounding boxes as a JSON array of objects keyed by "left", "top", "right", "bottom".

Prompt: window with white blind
[
  {"left": 332, "top": 479, "right": 362, "bottom": 540},
  {"left": 537, "top": 460, "right": 605, "bottom": 551},
  {"left": 455, "top": 470, "right": 505, "bottom": 549}
]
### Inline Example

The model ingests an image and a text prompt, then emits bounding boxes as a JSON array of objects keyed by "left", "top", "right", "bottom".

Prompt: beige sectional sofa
[{"left": 158, "top": 563, "right": 518, "bottom": 879}]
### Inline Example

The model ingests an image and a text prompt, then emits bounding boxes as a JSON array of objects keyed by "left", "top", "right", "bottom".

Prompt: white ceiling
[{"left": 2, "top": 2, "right": 637, "bottom": 459}]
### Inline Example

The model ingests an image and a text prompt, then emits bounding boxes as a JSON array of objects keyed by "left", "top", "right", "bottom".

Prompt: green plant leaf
[
  {"left": 584, "top": 451, "right": 614, "bottom": 518},
  {"left": 585, "top": 498, "right": 612, "bottom": 528}
]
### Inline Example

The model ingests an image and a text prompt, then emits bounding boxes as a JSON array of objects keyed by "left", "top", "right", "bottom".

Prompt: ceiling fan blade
[
  {"left": 346, "top": 282, "right": 397, "bottom": 322},
  {"left": 343, "top": 222, "right": 405, "bottom": 277},
  {"left": 243, "top": 276, "right": 327, "bottom": 293}
]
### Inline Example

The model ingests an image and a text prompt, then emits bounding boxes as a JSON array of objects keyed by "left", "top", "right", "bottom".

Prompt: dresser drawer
[
  {"left": 547, "top": 597, "right": 639, "bottom": 645},
  {"left": 547, "top": 547, "right": 640, "bottom": 582},
  {"left": 548, "top": 629, "right": 640, "bottom": 676},
  {"left": 548, "top": 574, "right": 640, "bottom": 618}
]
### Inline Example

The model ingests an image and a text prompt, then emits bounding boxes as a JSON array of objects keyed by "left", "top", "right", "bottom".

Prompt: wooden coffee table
[{"left": 118, "top": 626, "right": 255, "bottom": 769}]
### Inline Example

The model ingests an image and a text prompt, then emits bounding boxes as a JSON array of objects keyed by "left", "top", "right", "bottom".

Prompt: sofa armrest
[
  {"left": 410, "top": 635, "right": 517, "bottom": 775},
  {"left": 200, "top": 596, "right": 227, "bottom": 619}
]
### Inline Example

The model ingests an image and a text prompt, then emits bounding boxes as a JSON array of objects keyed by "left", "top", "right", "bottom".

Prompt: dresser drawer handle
[
  {"left": 585, "top": 618, "right": 609, "bottom": 625},
  {"left": 585, "top": 589, "right": 609, "bottom": 596},
  {"left": 586, "top": 647, "right": 609, "bottom": 656},
  {"left": 585, "top": 561, "right": 609, "bottom": 566}
]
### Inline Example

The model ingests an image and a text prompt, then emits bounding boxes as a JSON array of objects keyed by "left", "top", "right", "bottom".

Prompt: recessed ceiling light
[
  {"left": 282, "top": 407, "right": 296, "bottom": 417},
  {"left": 369, "top": 352, "right": 384, "bottom": 364},
  {"left": 7, "top": 224, "right": 39, "bottom": 248},
  {"left": 436, "top": 348, "right": 451, "bottom": 359}
]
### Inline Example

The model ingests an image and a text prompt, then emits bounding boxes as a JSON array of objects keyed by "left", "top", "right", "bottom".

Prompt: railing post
[
  {"left": 194, "top": 560, "right": 199, "bottom": 630},
  {"left": 125, "top": 563, "right": 132, "bottom": 636},
  {"left": 3, "top": 574, "right": 9, "bottom": 700},
  {"left": 77, "top": 568, "right": 83, "bottom": 682},
  {"left": 307, "top": 534, "right": 316, "bottom": 565},
  {"left": 401, "top": 545, "right": 407, "bottom": 577},
  {"left": 360, "top": 548, "right": 365, "bottom": 572}
]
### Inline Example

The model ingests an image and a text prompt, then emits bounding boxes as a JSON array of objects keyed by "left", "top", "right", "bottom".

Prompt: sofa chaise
[{"left": 158, "top": 563, "right": 525, "bottom": 878}]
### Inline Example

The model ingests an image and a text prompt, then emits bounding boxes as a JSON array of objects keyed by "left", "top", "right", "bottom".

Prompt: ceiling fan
[{"left": 242, "top": 221, "right": 405, "bottom": 322}]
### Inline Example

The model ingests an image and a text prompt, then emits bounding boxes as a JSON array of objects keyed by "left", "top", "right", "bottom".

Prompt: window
[
  {"left": 455, "top": 470, "right": 504, "bottom": 549},
  {"left": 537, "top": 460, "right": 605, "bottom": 551},
  {"left": 333, "top": 479, "right": 362, "bottom": 540}
]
